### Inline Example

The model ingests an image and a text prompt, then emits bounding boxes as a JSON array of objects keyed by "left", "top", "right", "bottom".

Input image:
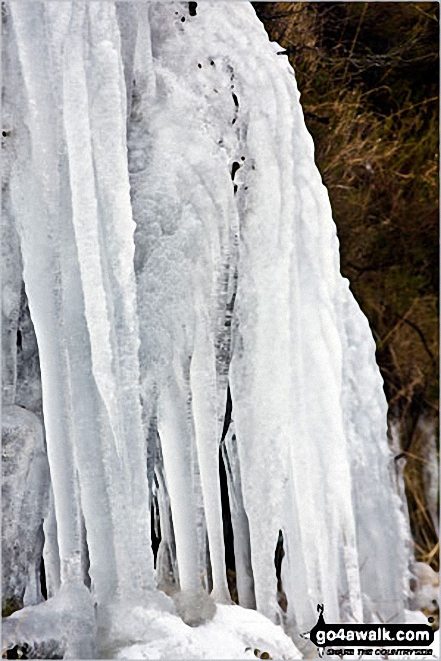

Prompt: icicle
[
  {"left": 222, "top": 425, "right": 256, "bottom": 610},
  {"left": 157, "top": 370, "right": 202, "bottom": 593},
  {"left": 129, "top": 0, "right": 406, "bottom": 630},
  {"left": 9, "top": 0, "right": 156, "bottom": 608},
  {"left": 42, "top": 488, "right": 61, "bottom": 599},
  {"left": 190, "top": 300, "right": 230, "bottom": 602},
  {"left": 62, "top": 0, "right": 125, "bottom": 465},
  {"left": 338, "top": 283, "right": 407, "bottom": 620},
  {"left": 9, "top": 1, "right": 83, "bottom": 587},
  {"left": 421, "top": 419, "right": 439, "bottom": 537},
  {"left": 115, "top": 1, "right": 141, "bottom": 119},
  {"left": 87, "top": 1, "right": 155, "bottom": 592},
  {"left": 154, "top": 453, "right": 179, "bottom": 595},
  {"left": 59, "top": 0, "right": 123, "bottom": 602},
  {"left": 62, "top": 0, "right": 154, "bottom": 598}
]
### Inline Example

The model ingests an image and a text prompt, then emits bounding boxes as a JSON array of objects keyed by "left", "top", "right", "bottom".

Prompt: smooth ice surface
[{"left": 3, "top": 0, "right": 412, "bottom": 656}]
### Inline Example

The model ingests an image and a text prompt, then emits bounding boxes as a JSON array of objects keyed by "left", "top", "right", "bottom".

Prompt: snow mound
[{"left": 103, "top": 603, "right": 301, "bottom": 660}]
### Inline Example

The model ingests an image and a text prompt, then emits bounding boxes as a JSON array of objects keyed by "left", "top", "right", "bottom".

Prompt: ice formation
[
  {"left": 2, "top": 0, "right": 410, "bottom": 657},
  {"left": 2, "top": 406, "right": 49, "bottom": 611}
]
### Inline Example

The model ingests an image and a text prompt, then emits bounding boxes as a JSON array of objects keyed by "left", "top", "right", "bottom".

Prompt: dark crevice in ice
[
  {"left": 40, "top": 555, "right": 47, "bottom": 600},
  {"left": 151, "top": 500, "right": 161, "bottom": 566},
  {"left": 275, "top": 530, "right": 288, "bottom": 613}
]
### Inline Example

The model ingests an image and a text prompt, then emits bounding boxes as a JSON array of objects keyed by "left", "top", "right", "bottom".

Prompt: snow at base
[
  {"left": 3, "top": 593, "right": 437, "bottom": 660},
  {"left": 2, "top": 586, "right": 301, "bottom": 659},
  {"left": 105, "top": 603, "right": 302, "bottom": 660}
]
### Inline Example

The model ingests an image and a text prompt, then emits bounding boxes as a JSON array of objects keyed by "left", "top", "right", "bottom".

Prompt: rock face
[
  {"left": 15, "top": 290, "right": 43, "bottom": 415},
  {"left": 2, "top": 405, "right": 49, "bottom": 614}
]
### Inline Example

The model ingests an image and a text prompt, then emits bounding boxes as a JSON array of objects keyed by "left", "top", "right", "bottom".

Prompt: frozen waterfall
[{"left": 2, "top": 0, "right": 409, "bottom": 657}]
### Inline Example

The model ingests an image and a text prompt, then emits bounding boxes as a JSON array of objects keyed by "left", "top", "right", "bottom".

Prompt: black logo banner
[{"left": 305, "top": 605, "right": 434, "bottom": 650}]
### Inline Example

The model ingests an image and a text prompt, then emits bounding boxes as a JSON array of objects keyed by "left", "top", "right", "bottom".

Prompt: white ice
[{"left": 3, "top": 0, "right": 415, "bottom": 657}]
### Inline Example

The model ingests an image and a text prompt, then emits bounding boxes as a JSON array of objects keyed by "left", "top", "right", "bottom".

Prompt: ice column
[
  {"left": 9, "top": 0, "right": 155, "bottom": 606},
  {"left": 9, "top": 1, "right": 83, "bottom": 587},
  {"left": 6, "top": 0, "right": 408, "bottom": 638},
  {"left": 129, "top": 0, "right": 407, "bottom": 630}
]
